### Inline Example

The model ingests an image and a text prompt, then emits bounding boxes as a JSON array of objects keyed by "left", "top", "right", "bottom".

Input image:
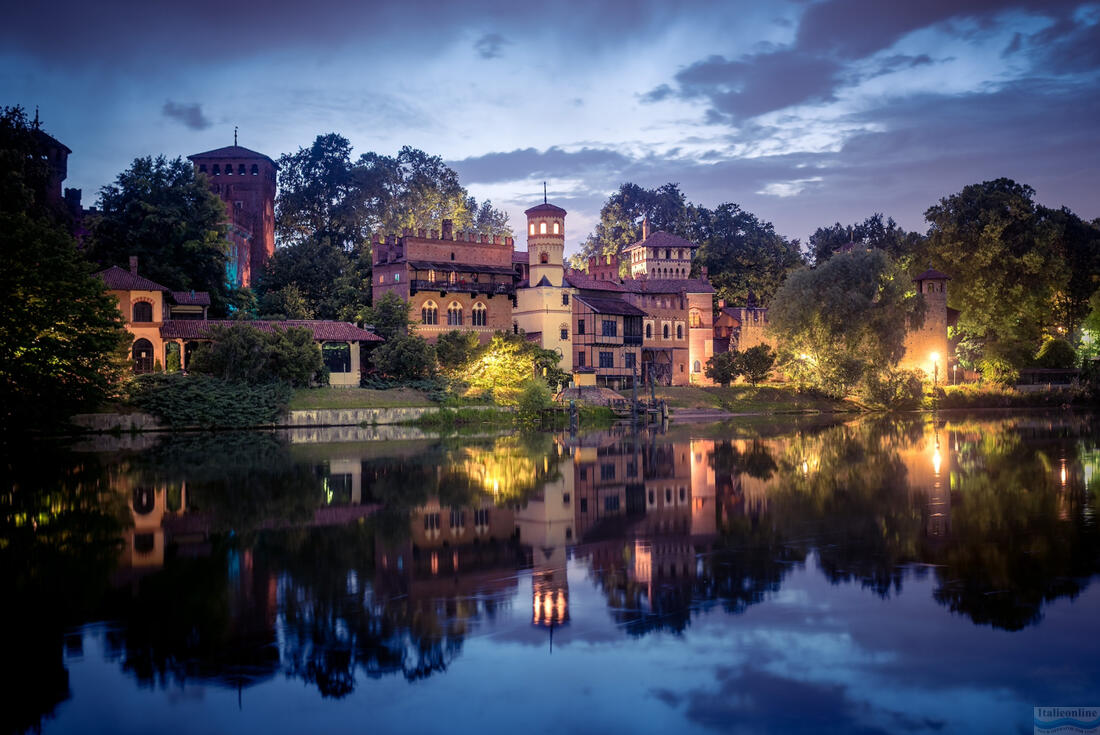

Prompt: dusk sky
[{"left": 4, "top": 0, "right": 1098, "bottom": 255}]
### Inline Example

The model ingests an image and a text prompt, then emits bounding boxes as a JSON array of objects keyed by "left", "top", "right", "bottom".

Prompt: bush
[
  {"left": 859, "top": 369, "right": 924, "bottom": 410},
  {"left": 705, "top": 351, "right": 740, "bottom": 387},
  {"left": 737, "top": 344, "right": 776, "bottom": 386},
  {"left": 978, "top": 355, "right": 1020, "bottom": 386},
  {"left": 516, "top": 379, "right": 553, "bottom": 428},
  {"left": 370, "top": 333, "right": 437, "bottom": 381},
  {"left": 188, "top": 323, "right": 322, "bottom": 387},
  {"left": 128, "top": 373, "right": 293, "bottom": 428},
  {"left": 938, "top": 383, "right": 1085, "bottom": 409},
  {"left": 1035, "top": 338, "right": 1076, "bottom": 369}
]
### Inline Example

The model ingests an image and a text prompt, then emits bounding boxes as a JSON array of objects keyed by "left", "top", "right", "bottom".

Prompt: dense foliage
[
  {"left": 187, "top": 324, "right": 322, "bottom": 387},
  {"left": 83, "top": 155, "right": 236, "bottom": 315},
  {"left": 768, "top": 249, "right": 925, "bottom": 399},
  {"left": 128, "top": 373, "right": 293, "bottom": 427},
  {"left": 370, "top": 333, "right": 437, "bottom": 381},
  {"left": 0, "top": 107, "right": 129, "bottom": 431}
]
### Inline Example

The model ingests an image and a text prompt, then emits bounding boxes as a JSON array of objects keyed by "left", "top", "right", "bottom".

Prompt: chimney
[
  {"left": 442, "top": 219, "right": 453, "bottom": 240},
  {"left": 642, "top": 216, "right": 650, "bottom": 241},
  {"left": 129, "top": 256, "right": 138, "bottom": 275}
]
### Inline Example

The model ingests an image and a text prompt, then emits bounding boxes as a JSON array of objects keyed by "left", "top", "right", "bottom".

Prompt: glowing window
[
  {"left": 540, "top": 222, "right": 547, "bottom": 234},
  {"left": 553, "top": 222, "right": 560, "bottom": 234},
  {"left": 529, "top": 223, "right": 535, "bottom": 235}
]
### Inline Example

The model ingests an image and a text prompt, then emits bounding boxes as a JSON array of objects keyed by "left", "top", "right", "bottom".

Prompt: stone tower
[
  {"left": 901, "top": 267, "right": 951, "bottom": 383},
  {"left": 525, "top": 200, "right": 567, "bottom": 287},
  {"left": 187, "top": 144, "right": 276, "bottom": 288}
]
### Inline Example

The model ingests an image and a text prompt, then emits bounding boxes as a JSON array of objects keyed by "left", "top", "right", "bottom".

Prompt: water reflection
[{"left": 3, "top": 413, "right": 1100, "bottom": 733}]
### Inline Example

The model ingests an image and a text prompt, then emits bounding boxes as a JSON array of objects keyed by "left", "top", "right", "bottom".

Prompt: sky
[{"left": 3, "top": 0, "right": 1098, "bottom": 256}]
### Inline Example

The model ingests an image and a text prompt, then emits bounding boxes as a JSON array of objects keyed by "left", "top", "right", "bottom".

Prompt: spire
[
  {"left": 234, "top": 126, "right": 238, "bottom": 146},
  {"left": 33, "top": 106, "right": 40, "bottom": 130},
  {"left": 543, "top": 181, "right": 547, "bottom": 204}
]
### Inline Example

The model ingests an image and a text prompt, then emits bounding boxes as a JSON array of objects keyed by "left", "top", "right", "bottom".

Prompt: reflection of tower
[
  {"left": 515, "top": 456, "right": 574, "bottom": 628},
  {"left": 926, "top": 431, "right": 951, "bottom": 538},
  {"left": 120, "top": 475, "right": 188, "bottom": 573},
  {"left": 689, "top": 439, "right": 716, "bottom": 539}
]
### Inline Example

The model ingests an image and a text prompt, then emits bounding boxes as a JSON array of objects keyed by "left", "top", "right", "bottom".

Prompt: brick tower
[
  {"left": 188, "top": 142, "right": 276, "bottom": 288},
  {"left": 901, "top": 267, "right": 951, "bottom": 383},
  {"left": 525, "top": 198, "right": 567, "bottom": 288}
]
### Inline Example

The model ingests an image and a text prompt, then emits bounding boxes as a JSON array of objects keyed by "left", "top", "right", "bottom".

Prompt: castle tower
[
  {"left": 525, "top": 200, "right": 566, "bottom": 288},
  {"left": 901, "top": 267, "right": 951, "bottom": 383},
  {"left": 188, "top": 143, "right": 276, "bottom": 288},
  {"left": 514, "top": 198, "right": 574, "bottom": 371}
]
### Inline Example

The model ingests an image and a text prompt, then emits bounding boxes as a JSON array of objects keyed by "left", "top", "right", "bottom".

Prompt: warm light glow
[
  {"left": 529, "top": 223, "right": 535, "bottom": 235},
  {"left": 933, "top": 449, "right": 942, "bottom": 475},
  {"left": 799, "top": 353, "right": 810, "bottom": 360},
  {"left": 930, "top": 352, "right": 940, "bottom": 364}
]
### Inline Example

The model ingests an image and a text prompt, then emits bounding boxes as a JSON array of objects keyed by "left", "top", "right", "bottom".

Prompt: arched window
[
  {"left": 238, "top": 164, "right": 246, "bottom": 175},
  {"left": 540, "top": 222, "right": 547, "bottom": 234},
  {"left": 132, "top": 486, "right": 155, "bottom": 516},
  {"left": 421, "top": 300, "right": 438, "bottom": 325},
  {"left": 529, "top": 223, "right": 535, "bottom": 235},
  {"left": 540, "top": 251, "right": 549, "bottom": 264},
  {"left": 553, "top": 222, "right": 560, "bottom": 234},
  {"left": 689, "top": 309, "right": 702, "bottom": 328},
  {"left": 132, "top": 338, "right": 154, "bottom": 374},
  {"left": 447, "top": 302, "right": 463, "bottom": 326},
  {"left": 225, "top": 164, "right": 232, "bottom": 175},
  {"left": 212, "top": 164, "right": 221, "bottom": 175},
  {"left": 251, "top": 164, "right": 259, "bottom": 175},
  {"left": 132, "top": 301, "right": 153, "bottom": 322},
  {"left": 676, "top": 324, "right": 683, "bottom": 340},
  {"left": 471, "top": 302, "right": 487, "bottom": 326},
  {"left": 645, "top": 323, "right": 653, "bottom": 339},
  {"left": 693, "top": 360, "right": 701, "bottom": 373},
  {"left": 663, "top": 324, "right": 670, "bottom": 340},
  {"left": 199, "top": 164, "right": 207, "bottom": 173}
]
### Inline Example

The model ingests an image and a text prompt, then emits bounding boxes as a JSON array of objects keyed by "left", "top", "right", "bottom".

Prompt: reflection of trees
[{"left": 0, "top": 443, "right": 128, "bottom": 734}]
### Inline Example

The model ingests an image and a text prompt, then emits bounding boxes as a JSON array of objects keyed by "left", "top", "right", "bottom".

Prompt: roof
[
  {"left": 406, "top": 260, "right": 516, "bottom": 276},
  {"left": 624, "top": 230, "right": 698, "bottom": 251},
  {"left": 524, "top": 202, "right": 568, "bottom": 216},
  {"left": 187, "top": 145, "right": 276, "bottom": 166},
  {"left": 564, "top": 272, "right": 625, "bottom": 292},
  {"left": 96, "top": 265, "right": 169, "bottom": 292},
  {"left": 171, "top": 291, "right": 211, "bottom": 306},
  {"left": 574, "top": 294, "right": 647, "bottom": 316},
  {"left": 159, "top": 320, "right": 382, "bottom": 342},
  {"left": 534, "top": 275, "right": 556, "bottom": 287},
  {"left": 512, "top": 251, "right": 528, "bottom": 264},
  {"left": 34, "top": 128, "right": 71, "bottom": 155},
  {"left": 914, "top": 267, "right": 951, "bottom": 281},
  {"left": 619, "top": 277, "right": 714, "bottom": 295}
]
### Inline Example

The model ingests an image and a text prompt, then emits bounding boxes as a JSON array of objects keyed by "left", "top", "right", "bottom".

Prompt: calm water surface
[{"left": 3, "top": 413, "right": 1100, "bottom": 735}]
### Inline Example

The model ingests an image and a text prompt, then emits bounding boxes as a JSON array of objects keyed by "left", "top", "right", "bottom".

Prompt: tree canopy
[
  {"left": 809, "top": 213, "right": 923, "bottom": 267},
  {"left": 187, "top": 323, "right": 321, "bottom": 387},
  {"left": 84, "top": 155, "right": 234, "bottom": 315},
  {"left": 767, "top": 249, "right": 924, "bottom": 398},
  {"left": 0, "top": 107, "right": 129, "bottom": 431}
]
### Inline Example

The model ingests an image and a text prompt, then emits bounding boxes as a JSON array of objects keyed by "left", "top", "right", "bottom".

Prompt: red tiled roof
[
  {"left": 620, "top": 278, "right": 714, "bottom": 294},
  {"left": 187, "top": 145, "right": 276, "bottom": 165},
  {"left": 512, "top": 251, "right": 529, "bottom": 263},
  {"left": 574, "top": 294, "right": 647, "bottom": 316},
  {"left": 564, "top": 273, "right": 625, "bottom": 292},
  {"left": 914, "top": 268, "right": 951, "bottom": 281},
  {"left": 96, "top": 265, "right": 169, "bottom": 292},
  {"left": 624, "top": 230, "right": 698, "bottom": 250},
  {"left": 160, "top": 320, "right": 382, "bottom": 342},
  {"left": 171, "top": 291, "right": 212, "bottom": 306},
  {"left": 524, "top": 202, "right": 567, "bottom": 216}
]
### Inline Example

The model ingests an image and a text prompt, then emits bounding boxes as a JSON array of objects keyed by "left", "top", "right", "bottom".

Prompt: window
[
  {"left": 238, "top": 164, "right": 246, "bottom": 175},
  {"left": 580, "top": 498, "right": 588, "bottom": 513},
  {"left": 132, "top": 338, "right": 154, "bottom": 374},
  {"left": 624, "top": 353, "right": 636, "bottom": 369},
  {"left": 690, "top": 310, "right": 702, "bottom": 328},
  {"left": 577, "top": 319, "right": 585, "bottom": 335},
  {"left": 553, "top": 222, "right": 560, "bottom": 234},
  {"left": 562, "top": 293, "right": 569, "bottom": 306},
  {"left": 601, "top": 319, "right": 617, "bottom": 337},
  {"left": 322, "top": 342, "right": 351, "bottom": 373},
  {"left": 577, "top": 352, "right": 585, "bottom": 367},
  {"left": 447, "top": 302, "right": 463, "bottom": 326},
  {"left": 225, "top": 164, "right": 232, "bottom": 175},
  {"left": 199, "top": 164, "right": 207, "bottom": 173},
  {"left": 379, "top": 275, "right": 384, "bottom": 283},
  {"left": 475, "top": 508, "right": 490, "bottom": 526},
  {"left": 693, "top": 360, "right": 701, "bottom": 373},
  {"left": 421, "top": 301, "right": 438, "bottom": 325},
  {"left": 645, "top": 323, "right": 653, "bottom": 339},
  {"left": 529, "top": 223, "right": 535, "bottom": 235},
  {"left": 450, "top": 252, "right": 455, "bottom": 261},
  {"left": 601, "top": 464, "right": 616, "bottom": 481},
  {"left": 599, "top": 351, "right": 613, "bottom": 368},
  {"left": 450, "top": 508, "right": 465, "bottom": 528},
  {"left": 604, "top": 495, "right": 620, "bottom": 511},
  {"left": 251, "top": 164, "right": 258, "bottom": 175},
  {"left": 676, "top": 324, "right": 683, "bottom": 340},
  {"left": 394, "top": 273, "right": 400, "bottom": 282},
  {"left": 540, "top": 251, "right": 549, "bottom": 264},
  {"left": 663, "top": 324, "right": 670, "bottom": 339},
  {"left": 665, "top": 248, "right": 671, "bottom": 259},
  {"left": 132, "top": 301, "right": 153, "bottom": 323},
  {"left": 424, "top": 513, "right": 441, "bottom": 531},
  {"left": 540, "top": 222, "right": 547, "bottom": 234},
  {"left": 560, "top": 325, "right": 569, "bottom": 340},
  {"left": 472, "top": 302, "right": 487, "bottom": 326},
  {"left": 213, "top": 164, "right": 221, "bottom": 175}
]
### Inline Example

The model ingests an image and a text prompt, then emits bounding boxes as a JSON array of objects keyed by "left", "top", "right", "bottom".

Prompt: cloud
[
  {"left": 474, "top": 32, "right": 510, "bottom": 59},
  {"left": 161, "top": 100, "right": 211, "bottom": 130},
  {"left": 640, "top": 83, "right": 674, "bottom": 103},
  {"left": 450, "top": 146, "right": 633, "bottom": 185},
  {"left": 757, "top": 176, "right": 824, "bottom": 197}
]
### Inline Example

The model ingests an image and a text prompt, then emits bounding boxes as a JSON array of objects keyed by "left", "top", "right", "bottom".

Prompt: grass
[
  {"left": 289, "top": 387, "right": 436, "bottom": 410},
  {"left": 625, "top": 384, "right": 854, "bottom": 414}
]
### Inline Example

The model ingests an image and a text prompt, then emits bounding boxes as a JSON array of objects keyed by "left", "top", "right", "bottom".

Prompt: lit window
[
  {"left": 553, "top": 222, "right": 560, "bottom": 234},
  {"left": 529, "top": 223, "right": 535, "bottom": 235},
  {"left": 540, "top": 222, "right": 547, "bottom": 234},
  {"left": 394, "top": 273, "right": 400, "bottom": 282},
  {"left": 421, "top": 301, "right": 438, "bottom": 325}
]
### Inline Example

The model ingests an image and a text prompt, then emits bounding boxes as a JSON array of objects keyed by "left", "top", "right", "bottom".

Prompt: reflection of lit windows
[
  {"left": 474, "top": 508, "right": 490, "bottom": 526},
  {"left": 424, "top": 513, "right": 441, "bottom": 531},
  {"left": 450, "top": 508, "right": 465, "bottom": 528}
]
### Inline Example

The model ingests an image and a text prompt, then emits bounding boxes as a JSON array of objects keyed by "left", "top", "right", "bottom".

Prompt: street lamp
[{"left": 930, "top": 352, "right": 940, "bottom": 388}]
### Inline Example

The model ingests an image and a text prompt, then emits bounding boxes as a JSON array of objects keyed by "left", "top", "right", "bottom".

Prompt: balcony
[{"left": 410, "top": 279, "right": 515, "bottom": 297}]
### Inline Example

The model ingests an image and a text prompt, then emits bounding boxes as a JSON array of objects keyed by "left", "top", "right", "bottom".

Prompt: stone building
[
  {"left": 899, "top": 268, "right": 952, "bottom": 383},
  {"left": 187, "top": 144, "right": 276, "bottom": 288},
  {"left": 371, "top": 220, "right": 517, "bottom": 343},
  {"left": 513, "top": 200, "right": 576, "bottom": 370},
  {"left": 624, "top": 221, "right": 699, "bottom": 279}
]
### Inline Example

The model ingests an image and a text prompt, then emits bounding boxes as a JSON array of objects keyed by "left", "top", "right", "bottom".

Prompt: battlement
[
  {"left": 372, "top": 219, "right": 515, "bottom": 266},
  {"left": 588, "top": 253, "right": 620, "bottom": 281}
]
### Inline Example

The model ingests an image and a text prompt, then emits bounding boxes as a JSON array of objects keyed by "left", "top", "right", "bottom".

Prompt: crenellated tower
[{"left": 525, "top": 200, "right": 566, "bottom": 287}]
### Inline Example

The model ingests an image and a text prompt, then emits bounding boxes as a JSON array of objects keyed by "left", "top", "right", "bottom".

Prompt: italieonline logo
[{"left": 1035, "top": 707, "right": 1100, "bottom": 734}]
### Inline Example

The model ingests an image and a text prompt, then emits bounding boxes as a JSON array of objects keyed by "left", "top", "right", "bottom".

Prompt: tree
[
  {"left": 695, "top": 203, "right": 803, "bottom": 306},
  {"left": 578, "top": 183, "right": 692, "bottom": 265},
  {"left": 258, "top": 284, "right": 315, "bottom": 319},
  {"left": 0, "top": 107, "right": 129, "bottom": 431},
  {"left": 920, "top": 178, "right": 1098, "bottom": 366},
  {"left": 370, "top": 334, "right": 436, "bottom": 381},
  {"left": 358, "top": 291, "right": 412, "bottom": 341},
  {"left": 705, "top": 352, "right": 740, "bottom": 387},
  {"left": 188, "top": 324, "right": 322, "bottom": 387},
  {"left": 810, "top": 213, "right": 923, "bottom": 266},
  {"left": 463, "top": 333, "right": 566, "bottom": 403},
  {"left": 1034, "top": 338, "right": 1076, "bottom": 369},
  {"left": 84, "top": 155, "right": 233, "bottom": 314},
  {"left": 435, "top": 330, "right": 480, "bottom": 375},
  {"left": 767, "top": 249, "right": 925, "bottom": 399},
  {"left": 736, "top": 345, "right": 775, "bottom": 386},
  {"left": 258, "top": 237, "right": 350, "bottom": 320}
]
